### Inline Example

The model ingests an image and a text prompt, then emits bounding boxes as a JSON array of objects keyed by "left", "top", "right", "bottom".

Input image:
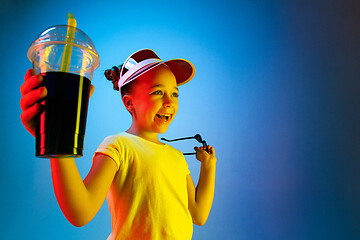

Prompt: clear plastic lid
[{"left": 27, "top": 25, "right": 100, "bottom": 80}]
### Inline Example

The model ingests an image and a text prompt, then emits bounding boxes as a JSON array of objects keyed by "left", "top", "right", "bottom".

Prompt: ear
[{"left": 122, "top": 95, "right": 134, "bottom": 113}]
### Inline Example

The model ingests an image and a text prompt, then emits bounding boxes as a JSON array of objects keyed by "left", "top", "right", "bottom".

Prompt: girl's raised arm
[
  {"left": 20, "top": 69, "right": 112, "bottom": 227},
  {"left": 187, "top": 146, "right": 217, "bottom": 226}
]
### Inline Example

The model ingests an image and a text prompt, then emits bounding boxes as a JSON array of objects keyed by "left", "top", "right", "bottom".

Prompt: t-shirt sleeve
[{"left": 94, "top": 135, "right": 122, "bottom": 170}]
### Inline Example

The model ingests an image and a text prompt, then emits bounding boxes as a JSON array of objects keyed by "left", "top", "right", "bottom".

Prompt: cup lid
[{"left": 27, "top": 25, "right": 100, "bottom": 71}]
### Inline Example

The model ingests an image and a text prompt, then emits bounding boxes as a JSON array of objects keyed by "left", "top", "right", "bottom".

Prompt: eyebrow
[{"left": 150, "top": 84, "right": 178, "bottom": 91}]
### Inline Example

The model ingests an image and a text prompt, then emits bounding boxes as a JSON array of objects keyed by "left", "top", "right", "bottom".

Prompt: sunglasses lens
[{"left": 194, "top": 134, "right": 202, "bottom": 143}]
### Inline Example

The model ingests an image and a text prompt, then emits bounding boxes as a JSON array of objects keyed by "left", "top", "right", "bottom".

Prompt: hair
[{"left": 104, "top": 64, "right": 133, "bottom": 97}]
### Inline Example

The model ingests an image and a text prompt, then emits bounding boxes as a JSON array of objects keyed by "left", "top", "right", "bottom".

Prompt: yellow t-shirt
[{"left": 95, "top": 132, "right": 193, "bottom": 240}]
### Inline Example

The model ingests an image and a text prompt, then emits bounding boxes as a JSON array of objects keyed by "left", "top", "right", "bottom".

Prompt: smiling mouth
[{"left": 156, "top": 114, "right": 171, "bottom": 121}]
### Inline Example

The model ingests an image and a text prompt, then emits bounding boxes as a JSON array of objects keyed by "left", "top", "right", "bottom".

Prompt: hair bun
[{"left": 104, "top": 66, "right": 121, "bottom": 91}]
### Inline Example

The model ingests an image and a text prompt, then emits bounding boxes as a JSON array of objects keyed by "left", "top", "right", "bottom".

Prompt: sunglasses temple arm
[
  {"left": 161, "top": 136, "right": 195, "bottom": 142},
  {"left": 183, "top": 152, "right": 196, "bottom": 155}
]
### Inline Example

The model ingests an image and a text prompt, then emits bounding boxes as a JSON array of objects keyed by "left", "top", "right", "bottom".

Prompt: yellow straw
[
  {"left": 73, "top": 73, "right": 83, "bottom": 153},
  {"left": 60, "top": 13, "right": 77, "bottom": 72}
]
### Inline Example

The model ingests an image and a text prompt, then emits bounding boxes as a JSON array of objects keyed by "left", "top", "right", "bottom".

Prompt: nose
[{"left": 163, "top": 94, "right": 175, "bottom": 108}]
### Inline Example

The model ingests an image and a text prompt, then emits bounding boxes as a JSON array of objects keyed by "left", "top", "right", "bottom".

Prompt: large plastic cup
[{"left": 27, "top": 25, "right": 100, "bottom": 158}]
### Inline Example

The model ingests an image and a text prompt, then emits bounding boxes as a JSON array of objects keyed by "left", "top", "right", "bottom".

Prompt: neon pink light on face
[{"left": 129, "top": 64, "right": 179, "bottom": 136}]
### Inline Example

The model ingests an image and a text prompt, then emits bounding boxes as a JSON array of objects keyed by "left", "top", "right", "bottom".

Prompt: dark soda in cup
[
  {"left": 28, "top": 23, "right": 100, "bottom": 158},
  {"left": 36, "top": 72, "right": 91, "bottom": 157}
]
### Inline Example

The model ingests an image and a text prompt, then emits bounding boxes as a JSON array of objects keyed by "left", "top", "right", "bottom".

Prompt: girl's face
[{"left": 127, "top": 64, "right": 179, "bottom": 135}]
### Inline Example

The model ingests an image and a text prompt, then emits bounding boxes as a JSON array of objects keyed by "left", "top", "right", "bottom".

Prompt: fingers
[
  {"left": 24, "top": 68, "right": 35, "bottom": 82},
  {"left": 194, "top": 145, "right": 215, "bottom": 155},
  {"left": 195, "top": 146, "right": 206, "bottom": 152},
  {"left": 21, "top": 69, "right": 43, "bottom": 96},
  {"left": 20, "top": 102, "right": 42, "bottom": 123},
  {"left": 20, "top": 86, "right": 47, "bottom": 111},
  {"left": 194, "top": 145, "right": 217, "bottom": 165},
  {"left": 20, "top": 103, "right": 43, "bottom": 137},
  {"left": 89, "top": 84, "right": 95, "bottom": 98},
  {"left": 205, "top": 146, "right": 215, "bottom": 155},
  {"left": 207, "top": 146, "right": 215, "bottom": 155}
]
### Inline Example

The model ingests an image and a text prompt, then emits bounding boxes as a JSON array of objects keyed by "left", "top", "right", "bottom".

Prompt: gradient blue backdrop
[{"left": 1, "top": 0, "right": 360, "bottom": 239}]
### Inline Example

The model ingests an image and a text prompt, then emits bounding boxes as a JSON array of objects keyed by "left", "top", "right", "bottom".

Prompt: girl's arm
[
  {"left": 50, "top": 154, "right": 117, "bottom": 227},
  {"left": 20, "top": 69, "right": 115, "bottom": 227},
  {"left": 187, "top": 146, "right": 217, "bottom": 226}
]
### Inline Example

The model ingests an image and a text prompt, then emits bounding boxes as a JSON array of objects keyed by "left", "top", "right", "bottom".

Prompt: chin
[
  {"left": 158, "top": 128, "right": 169, "bottom": 134},
  {"left": 155, "top": 126, "right": 170, "bottom": 134}
]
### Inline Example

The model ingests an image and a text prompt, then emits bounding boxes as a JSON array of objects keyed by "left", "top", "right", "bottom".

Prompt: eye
[
  {"left": 151, "top": 90, "right": 163, "bottom": 95},
  {"left": 172, "top": 92, "right": 179, "bottom": 98}
]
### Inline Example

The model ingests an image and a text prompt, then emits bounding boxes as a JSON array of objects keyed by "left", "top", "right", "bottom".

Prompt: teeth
[{"left": 156, "top": 114, "right": 171, "bottom": 120}]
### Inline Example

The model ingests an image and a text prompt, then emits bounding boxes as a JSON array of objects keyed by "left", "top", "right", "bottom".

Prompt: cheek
[
  {"left": 137, "top": 101, "right": 159, "bottom": 117},
  {"left": 133, "top": 96, "right": 152, "bottom": 110},
  {"left": 174, "top": 101, "right": 179, "bottom": 112}
]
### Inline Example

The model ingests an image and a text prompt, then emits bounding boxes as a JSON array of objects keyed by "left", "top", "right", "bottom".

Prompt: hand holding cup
[
  {"left": 20, "top": 69, "right": 47, "bottom": 137},
  {"left": 20, "top": 69, "right": 95, "bottom": 138}
]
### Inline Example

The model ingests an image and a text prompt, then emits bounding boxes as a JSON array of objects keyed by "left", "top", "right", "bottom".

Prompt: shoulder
[
  {"left": 100, "top": 132, "right": 134, "bottom": 145},
  {"left": 164, "top": 144, "right": 184, "bottom": 157},
  {"left": 96, "top": 132, "right": 136, "bottom": 156},
  {"left": 95, "top": 132, "right": 136, "bottom": 170}
]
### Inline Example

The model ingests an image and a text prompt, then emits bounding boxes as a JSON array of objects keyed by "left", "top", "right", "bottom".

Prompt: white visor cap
[{"left": 118, "top": 49, "right": 195, "bottom": 89}]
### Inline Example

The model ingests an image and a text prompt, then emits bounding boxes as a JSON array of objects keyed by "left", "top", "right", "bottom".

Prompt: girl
[{"left": 20, "top": 49, "right": 217, "bottom": 240}]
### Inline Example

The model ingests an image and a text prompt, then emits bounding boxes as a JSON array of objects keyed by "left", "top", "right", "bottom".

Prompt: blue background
[{"left": 1, "top": 0, "right": 360, "bottom": 239}]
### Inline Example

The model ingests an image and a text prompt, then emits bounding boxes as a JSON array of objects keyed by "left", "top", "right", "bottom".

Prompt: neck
[{"left": 126, "top": 125, "right": 161, "bottom": 144}]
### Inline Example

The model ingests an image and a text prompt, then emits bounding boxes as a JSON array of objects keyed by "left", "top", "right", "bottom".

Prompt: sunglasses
[{"left": 161, "top": 134, "right": 208, "bottom": 155}]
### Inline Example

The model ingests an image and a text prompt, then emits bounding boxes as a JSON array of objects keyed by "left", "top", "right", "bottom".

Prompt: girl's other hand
[
  {"left": 20, "top": 69, "right": 96, "bottom": 137},
  {"left": 194, "top": 145, "right": 217, "bottom": 167}
]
